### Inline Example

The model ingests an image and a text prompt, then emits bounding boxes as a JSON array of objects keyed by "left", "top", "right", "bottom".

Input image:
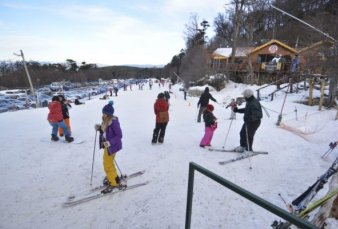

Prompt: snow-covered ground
[{"left": 0, "top": 81, "right": 337, "bottom": 229}]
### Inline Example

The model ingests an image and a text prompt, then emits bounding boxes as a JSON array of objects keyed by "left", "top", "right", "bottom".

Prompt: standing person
[
  {"left": 58, "top": 95, "right": 72, "bottom": 137},
  {"left": 151, "top": 93, "right": 169, "bottom": 144},
  {"left": 95, "top": 101, "right": 125, "bottom": 194},
  {"left": 113, "top": 86, "right": 118, "bottom": 96},
  {"left": 47, "top": 96, "right": 74, "bottom": 142},
  {"left": 197, "top": 87, "right": 217, "bottom": 122},
  {"left": 233, "top": 89, "right": 263, "bottom": 152},
  {"left": 149, "top": 80, "right": 153, "bottom": 90},
  {"left": 226, "top": 99, "right": 237, "bottom": 120},
  {"left": 200, "top": 104, "right": 217, "bottom": 148},
  {"left": 164, "top": 91, "right": 170, "bottom": 102},
  {"left": 183, "top": 88, "right": 187, "bottom": 100}
]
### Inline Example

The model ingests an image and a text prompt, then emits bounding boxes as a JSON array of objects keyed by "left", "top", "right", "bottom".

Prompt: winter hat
[
  {"left": 108, "top": 100, "right": 114, "bottom": 106},
  {"left": 242, "top": 89, "right": 254, "bottom": 98},
  {"left": 102, "top": 103, "right": 114, "bottom": 116},
  {"left": 157, "top": 93, "right": 165, "bottom": 99},
  {"left": 207, "top": 104, "right": 214, "bottom": 111}
]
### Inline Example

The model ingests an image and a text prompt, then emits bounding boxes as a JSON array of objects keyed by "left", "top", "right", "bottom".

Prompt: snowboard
[{"left": 40, "top": 138, "right": 85, "bottom": 144}]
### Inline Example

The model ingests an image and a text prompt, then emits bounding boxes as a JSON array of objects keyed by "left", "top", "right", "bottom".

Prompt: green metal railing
[{"left": 185, "top": 162, "right": 317, "bottom": 229}]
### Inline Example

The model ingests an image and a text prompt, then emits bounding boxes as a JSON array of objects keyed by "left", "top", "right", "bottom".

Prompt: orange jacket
[{"left": 154, "top": 98, "right": 169, "bottom": 123}]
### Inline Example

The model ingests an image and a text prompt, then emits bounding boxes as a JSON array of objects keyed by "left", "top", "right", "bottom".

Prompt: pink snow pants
[{"left": 200, "top": 127, "right": 214, "bottom": 146}]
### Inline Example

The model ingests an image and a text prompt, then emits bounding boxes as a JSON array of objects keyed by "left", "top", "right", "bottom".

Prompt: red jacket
[
  {"left": 154, "top": 98, "right": 169, "bottom": 123},
  {"left": 47, "top": 101, "right": 63, "bottom": 122}
]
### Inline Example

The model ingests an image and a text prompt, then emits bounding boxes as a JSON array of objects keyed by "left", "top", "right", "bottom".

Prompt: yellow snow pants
[{"left": 103, "top": 148, "right": 118, "bottom": 186}]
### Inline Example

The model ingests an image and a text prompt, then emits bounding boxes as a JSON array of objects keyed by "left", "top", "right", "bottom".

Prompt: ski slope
[{"left": 0, "top": 82, "right": 337, "bottom": 228}]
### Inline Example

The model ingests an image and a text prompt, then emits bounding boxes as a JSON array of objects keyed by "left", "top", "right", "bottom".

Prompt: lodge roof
[
  {"left": 212, "top": 47, "right": 254, "bottom": 60},
  {"left": 249, "top": 39, "right": 297, "bottom": 54}
]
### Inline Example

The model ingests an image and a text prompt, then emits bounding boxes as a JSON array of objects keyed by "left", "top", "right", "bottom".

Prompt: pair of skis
[
  {"left": 208, "top": 148, "right": 269, "bottom": 165},
  {"left": 271, "top": 155, "right": 338, "bottom": 228},
  {"left": 63, "top": 170, "right": 148, "bottom": 207}
]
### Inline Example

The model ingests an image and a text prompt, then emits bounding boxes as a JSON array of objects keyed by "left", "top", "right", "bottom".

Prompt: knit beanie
[
  {"left": 242, "top": 89, "right": 254, "bottom": 98},
  {"left": 157, "top": 93, "right": 165, "bottom": 99},
  {"left": 102, "top": 103, "right": 114, "bottom": 116},
  {"left": 207, "top": 104, "right": 214, "bottom": 111}
]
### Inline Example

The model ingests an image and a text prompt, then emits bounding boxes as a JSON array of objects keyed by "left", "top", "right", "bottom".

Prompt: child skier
[
  {"left": 152, "top": 93, "right": 169, "bottom": 144},
  {"left": 58, "top": 95, "right": 72, "bottom": 137},
  {"left": 226, "top": 99, "right": 237, "bottom": 120},
  {"left": 95, "top": 101, "right": 125, "bottom": 194},
  {"left": 200, "top": 104, "right": 217, "bottom": 148},
  {"left": 47, "top": 96, "right": 74, "bottom": 142}
]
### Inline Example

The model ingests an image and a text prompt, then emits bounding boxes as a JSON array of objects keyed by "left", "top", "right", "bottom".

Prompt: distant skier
[
  {"left": 226, "top": 99, "right": 237, "bottom": 120},
  {"left": 233, "top": 89, "right": 262, "bottom": 152},
  {"left": 197, "top": 87, "right": 217, "bottom": 122},
  {"left": 151, "top": 93, "right": 169, "bottom": 144},
  {"left": 200, "top": 104, "right": 217, "bottom": 148},
  {"left": 95, "top": 101, "right": 125, "bottom": 194},
  {"left": 113, "top": 86, "right": 119, "bottom": 96},
  {"left": 164, "top": 91, "right": 170, "bottom": 102},
  {"left": 47, "top": 96, "right": 74, "bottom": 142},
  {"left": 58, "top": 95, "right": 72, "bottom": 137}
]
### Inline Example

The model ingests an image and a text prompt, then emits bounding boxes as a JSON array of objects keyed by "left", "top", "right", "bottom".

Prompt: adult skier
[
  {"left": 151, "top": 93, "right": 169, "bottom": 144},
  {"left": 233, "top": 89, "right": 262, "bottom": 152},
  {"left": 197, "top": 87, "right": 217, "bottom": 122}
]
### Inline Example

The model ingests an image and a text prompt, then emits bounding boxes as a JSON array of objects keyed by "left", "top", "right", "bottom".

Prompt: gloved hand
[
  {"left": 103, "top": 141, "right": 111, "bottom": 148},
  {"left": 233, "top": 107, "right": 238, "bottom": 113},
  {"left": 94, "top": 124, "right": 101, "bottom": 131},
  {"left": 329, "top": 142, "right": 337, "bottom": 149},
  {"left": 211, "top": 122, "right": 217, "bottom": 130}
]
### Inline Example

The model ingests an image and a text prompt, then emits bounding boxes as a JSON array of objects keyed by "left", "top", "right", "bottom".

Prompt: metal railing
[{"left": 185, "top": 162, "right": 317, "bottom": 229}]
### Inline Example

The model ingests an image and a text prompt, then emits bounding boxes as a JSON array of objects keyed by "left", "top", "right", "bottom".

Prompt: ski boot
[
  {"left": 101, "top": 185, "right": 116, "bottom": 194},
  {"left": 158, "top": 138, "right": 164, "bottom": 144},
  {"left": 116, "top": 176, "right": 127, "bottom": 190},
  {"left": 65, "top": 135, "right": 74, "bottom": 143},
  {"left": 51, "top": 134, "right": 59, "bottom": 141},
  {"left": 234, "top": 146, "right": 245, "bottom": 152}
]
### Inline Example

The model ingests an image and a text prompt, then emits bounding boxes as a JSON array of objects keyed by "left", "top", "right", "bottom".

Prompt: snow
[{"left": 0, "top": 81, "right": 337, "bottom": 229}]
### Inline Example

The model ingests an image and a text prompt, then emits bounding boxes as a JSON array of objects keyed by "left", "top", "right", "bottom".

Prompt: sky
[
  {"left": 0, "top": 81, "right": 337, "bottom": 228},
  {"left": 0, "top": 0, "right": 229, "bottom": 66}
]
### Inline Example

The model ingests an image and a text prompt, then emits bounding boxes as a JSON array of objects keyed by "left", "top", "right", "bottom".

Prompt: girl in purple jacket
[{"left": 95, "top": 101, "right": 124, "bottom": 194}]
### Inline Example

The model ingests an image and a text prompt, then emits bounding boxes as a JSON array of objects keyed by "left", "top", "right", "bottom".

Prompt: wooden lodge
[{"left": 212, "top": 39, "right": 335, "bottom": 78}]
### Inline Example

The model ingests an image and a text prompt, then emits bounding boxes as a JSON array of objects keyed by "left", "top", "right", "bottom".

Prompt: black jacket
[
  {"left": 203, "top": 110, "right": 216, "bottom": 127},
  {"left": 61, "top": 103, "right": 71, "bottom": 119},
  {"left": 236, "top": 96, "right": 262, "bottom": 122},
  {"left": 198, "top": 88, "right": 217, "bottom": 107}
]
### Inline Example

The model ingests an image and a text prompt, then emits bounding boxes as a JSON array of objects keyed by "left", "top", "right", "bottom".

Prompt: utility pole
[{"left": 13, "top": 50, "right": 39, "bottom": 107}]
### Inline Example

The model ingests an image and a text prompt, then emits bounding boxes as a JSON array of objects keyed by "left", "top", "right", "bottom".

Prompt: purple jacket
[{"left": 100, "top": 117, "right": 122, "bottom": 155}]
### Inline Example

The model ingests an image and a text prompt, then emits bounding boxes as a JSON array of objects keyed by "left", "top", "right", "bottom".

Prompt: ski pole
[
  {"left": 278, "top": 193, "right": 293, "bottom": 213},
  {"left": 90, "top": 130, "right": 98, "bottom": 185},
  {"left": 261, "top": 105, "right": 270, "bottom": 118},
  {"left": 245, "top": 124, "right": 253, "bottom": 169},
  {"left": 114, "top": 158, "right": 126, "bottom": 179},
  {"left": 222, "top": 118, "right": 234, "bottom": 148},
  {"left": 321, "top": 141, "right": 337, "bottom": 159}
]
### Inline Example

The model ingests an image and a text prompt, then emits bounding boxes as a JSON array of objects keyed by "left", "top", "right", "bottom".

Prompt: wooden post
[
  {"left": 308, "top": 79, "right": 313, "bottom": 106},
  {"left": 318, "top": 80, "right": 325, "bottom": 110}
]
